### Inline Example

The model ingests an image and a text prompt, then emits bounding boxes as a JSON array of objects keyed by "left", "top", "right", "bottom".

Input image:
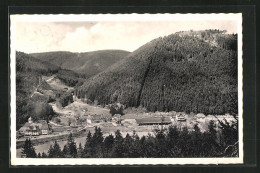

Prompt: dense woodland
[
  {"left": 22, "top": 119, "right": 238, "bottom": 158},
  {"left": 16, "top": 52, "right": 59, "bottom": 129},
  {"left": 56, "top": 69, "right": 85, "bottom": 87},
  {"left": 16, "top": 52, "right": 83, "bottom": 129},
  {"left": 76, "top": 30, "right": 238, "bottom": 115}
]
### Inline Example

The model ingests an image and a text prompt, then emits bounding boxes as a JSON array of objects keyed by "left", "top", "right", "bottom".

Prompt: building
[
  {"left": 196, "top": 113, "right": 206, "bottom": 122},
  {"left": 136, "top": 117, "right": 172, "bottom": 126},
  {"left": 41, "top": 122, "right": 49, "bottom": 135},
  {"left": 25, "top": 125, "right": 41, "bottom": 136},
  {"left": 18, "top": 117, "right": 50, "bottom": 136},
  {"left": 176, "top": 113, "right": 186, "bottom": 121}
]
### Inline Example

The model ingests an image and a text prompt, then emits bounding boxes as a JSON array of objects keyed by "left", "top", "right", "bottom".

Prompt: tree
[
  {"left": 202, "top": 120, "right": 219, "bottom": 157},
  {"left": 37, "top": 152, "right": 41, "bottom": 158},
  {"left": 21, "top": 138, "right": 37, "bottom": 158},
  {"left": 27, "top": 101, "right": 54, "bottom": 122},
  {"left": 142, "top": 133, "right": 157, "bottom": 157},
  {"left": 216, "top": 115, "right": 238, "bottom": 157},
  {"left": 193, "top": 123, "right": 200, "bottom": 133},
  {"left": 66, "top": 133, "right": 77, "bottom": 158},
  {"left": 122, "top": 133, "right": 134, "bottom": 157},
  {"left": 41, "top": 152, "right": 48, "bottom": 158},
  {"left": 166, "top": 125, "right": 180, "bottom": 157},
  {"left": 83, "top": 131, "right": 93, "bottom": 157},
  {"left": 77, "top": 143, "right": 84, "bottom": 158},
  {"left": 109, "top": 103, "right": 125, "bottom": 116},
  {"left": 91, "top": 127, "right": 104, "bottom": 157},
  {"left": 103, "top": 134, "right": 114, "bottom": 157},
  {"left": 178, "top": 126, "right": 190, "bottom": 157},
  {"left": 113, "top": 130, "right": 124, "bottom": 157},
  {"left": 58, "top": 92, "right": 74, "bottom": 107},
  {"left": 208, "top": 120, "right": 217, "bottom": 138},
  {"left": 189, "top": 124, "right": 203, "bottom": 157},
  {"left": 130, "top": 131, "right": 142, "bottom": 157},
  {"left": 48, "top": 140, "right": 62, "bottom": 158},
  {"left": 62, "top": 144, "right": 70, "bottom": 158},
  {"left": 48, "top": 145, "right": 54, "bottom": 158}
]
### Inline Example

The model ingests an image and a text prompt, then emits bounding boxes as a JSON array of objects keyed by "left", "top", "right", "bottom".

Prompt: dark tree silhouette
[
  {"left": 67, "top": 133, "right": 78, "bottom": 158},
  {"left": 21, "top": 138, "right": 37, "bottom": 158},
  {"left": 48, "top": 140, "right": 62, "bottom": 158}
]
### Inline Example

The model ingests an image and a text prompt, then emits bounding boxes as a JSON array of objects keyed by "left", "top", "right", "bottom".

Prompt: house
[
  {"left": 25, "top": 125, "right": 41, "bottom": 136},
  {"left": 136, "top": 117, "right": 172, "bottom": 126},
  {"left": 176, "top": 113, "right": 186, "bottom": 121},
  {"left": 41, "top": 121, "right": 49, "bottom": 135},
  {"left": 196, "top": 113, "right": 206, "bottom": 122},
  {"left": 18, "top": 117, "right": 50, "bottom": 136}
]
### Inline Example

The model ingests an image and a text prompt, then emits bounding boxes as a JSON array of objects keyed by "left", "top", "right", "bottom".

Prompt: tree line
[{"left": 22, "top": 118, "right": 238, "bottom": 158}]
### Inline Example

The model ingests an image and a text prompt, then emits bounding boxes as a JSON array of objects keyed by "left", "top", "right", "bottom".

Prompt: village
[
  {"left": 16, "top": 74, "right": 237, "bottom": 152},
  {"left": 17, "top": 94, "right": 236, "bottom": 146}
]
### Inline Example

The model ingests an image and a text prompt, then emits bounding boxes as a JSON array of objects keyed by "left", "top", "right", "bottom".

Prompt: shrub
[{"left": 109, "top": 103, "right": 125, "bottom": 116}]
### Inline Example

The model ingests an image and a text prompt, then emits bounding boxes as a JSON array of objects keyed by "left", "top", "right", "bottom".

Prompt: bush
[
  {"left": 27, "top": 101, "right": 54, "bottom": 122},
  {"left": 53, "top": 117, "right": 61, "bottom": 124},
  {"left": 58, "top": 92, "right": 73, "bottom": 107},
  {"left": 109, "top": 103, "right": 125, "bottom": 116}
]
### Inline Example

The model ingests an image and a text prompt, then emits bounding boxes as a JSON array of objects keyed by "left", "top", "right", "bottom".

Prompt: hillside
[
  {"left": 75, "top": 30, "right": 238, "bottom": 115},
  {"left": 16, "top": 52, "right": 82, "bottom": 128},
  {"left": 31, "top": 50, "right": 130, "bottom": 77},
  {"left": 16, "top": 52, "right": 59, "bottom": 128}
]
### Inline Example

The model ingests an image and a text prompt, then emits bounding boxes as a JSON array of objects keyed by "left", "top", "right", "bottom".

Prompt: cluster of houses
[
  {"left": 18, "top": 117, "right": 49, "bottom": 136},
  {"left": 17, "top": 111, "right": 209, "bottom": 138},
  {"left": 135, "top": 113, "right": 207, "bottom": 126}
]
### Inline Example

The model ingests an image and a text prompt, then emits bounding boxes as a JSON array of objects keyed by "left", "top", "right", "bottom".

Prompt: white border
[{"left": 10, "top": 13, "right": 243, "bottom": 165}]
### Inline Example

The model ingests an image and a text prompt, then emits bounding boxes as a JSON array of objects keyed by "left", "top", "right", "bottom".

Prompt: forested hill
[
  {"left": 31, "top": 50, "right": 130, "bottom": 77},
  {"left": 75, "top": 30, "right": 238, "bottom": 115},
  {"left": 17, "top": 51, "right": 60, "bottom": 74},
  {"left": 16, "top": 52, "right": 84, "bottom": 129},
  {"left": 16, "top": 52, "right": 60, "bottom": 129}
]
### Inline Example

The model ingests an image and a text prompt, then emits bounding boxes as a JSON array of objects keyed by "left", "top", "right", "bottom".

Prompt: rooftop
[{"left": 136, "top": 117, "right": 172, "bottom": 124}]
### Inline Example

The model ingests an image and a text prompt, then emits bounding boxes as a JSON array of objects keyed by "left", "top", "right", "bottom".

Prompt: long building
[{"left": 135, "top": 117, "right": 172, "bottom": 126}]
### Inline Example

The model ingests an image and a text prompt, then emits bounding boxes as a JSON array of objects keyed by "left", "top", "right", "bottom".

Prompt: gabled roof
[
  {"left": 26, "top": 125, "right": 41, "bottom": 131},
  {"left": 41, "top": 122, "right": 49, "bottom": 130},
  {"left": 136, "top": 117, "right": 171, "bottom": 124},
  {"left": 18, "top": 122, "right": 30, "bottom": 131},
  {"left": 19, "top": 120, "right": 49, "bottom": 131},
  {"left": 196, "top": 113, "right": 206, "bottom": 118}
]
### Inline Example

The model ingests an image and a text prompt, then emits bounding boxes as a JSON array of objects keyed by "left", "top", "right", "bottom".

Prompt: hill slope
[
  {"left": 31, "top": 50, "right": 130, "bottom": 77},
  {"left": 16, "top": 52, "right": 60, "bottom": 129},
  {"left": 75, "top": 30, "right": 238, "bottom": 115}
]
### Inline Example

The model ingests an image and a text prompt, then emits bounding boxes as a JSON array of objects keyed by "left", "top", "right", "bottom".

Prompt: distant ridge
[{"left": 31, "top": 50, "right": 130, "bottom": 77}]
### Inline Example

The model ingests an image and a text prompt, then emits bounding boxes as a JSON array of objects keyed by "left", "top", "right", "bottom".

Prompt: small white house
[{"left": 196, "top": 113, "right": 206, "bottom": 122}]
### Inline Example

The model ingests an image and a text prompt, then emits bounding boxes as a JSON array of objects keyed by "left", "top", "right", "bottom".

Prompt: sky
[{"left": 15, "top": 20, "right": 238, "bottom": 53}]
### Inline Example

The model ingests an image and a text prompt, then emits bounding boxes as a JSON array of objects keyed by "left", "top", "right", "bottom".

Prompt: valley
[
  {"left": 16, "top": 29, "right": 239, "bottom": 158},
  {"left": 16, "top": 74, "right": 236, "bottom": 157}
]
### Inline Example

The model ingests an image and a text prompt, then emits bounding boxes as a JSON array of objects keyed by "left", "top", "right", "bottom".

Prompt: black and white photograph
[{"left": 10, "top": 13, "right": 243, "bottom": 165}]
